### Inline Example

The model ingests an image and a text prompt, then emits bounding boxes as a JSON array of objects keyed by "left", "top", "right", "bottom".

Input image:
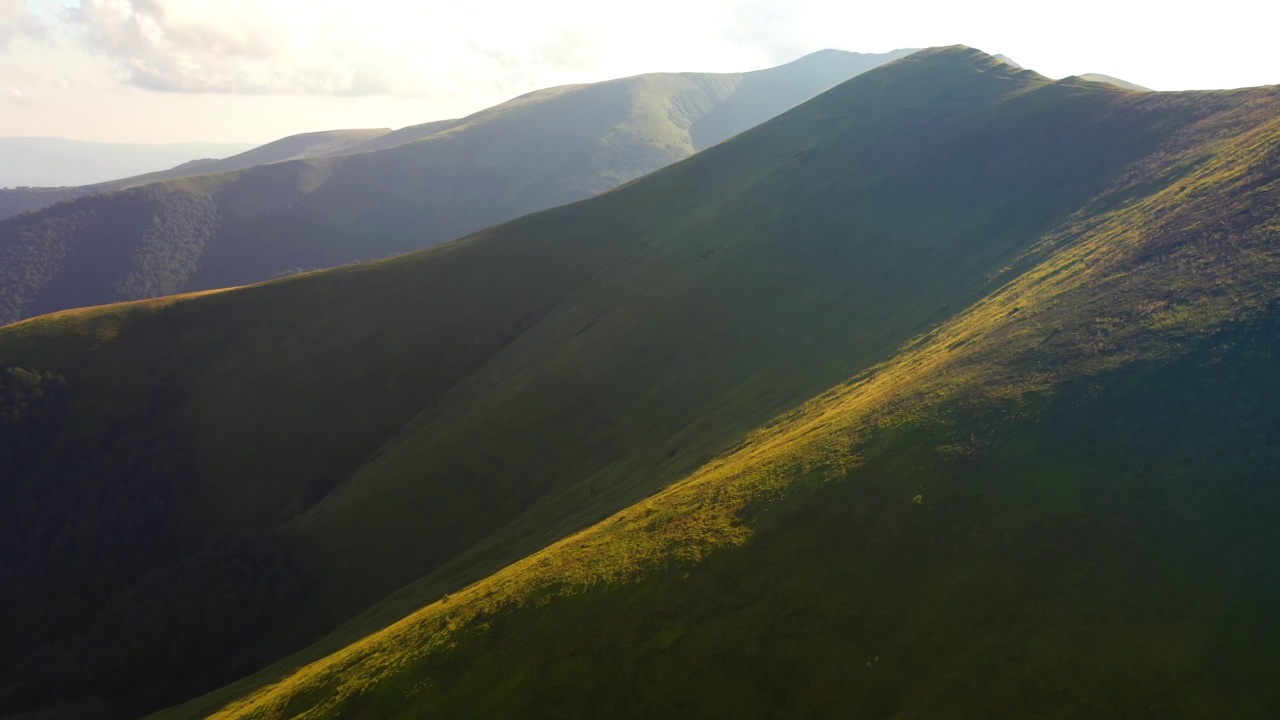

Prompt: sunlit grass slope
[
  {"left": 0, "top": 49, "right": 906, "bottom": 325},
  {"left": 154, "top": 80, "right": 1280, "bottom": 720},
  {"left": 2, "top": 47, "right": 1277, "bottom": 718}
]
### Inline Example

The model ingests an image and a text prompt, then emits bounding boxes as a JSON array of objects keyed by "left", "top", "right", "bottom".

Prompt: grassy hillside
[
  {"left": 0, "top": 49, "right": 907, "bottom": 325},
  {"left": 1, "top": 46, "right": 1277, "bottom": 718},
  {"left": 150, "top": 72, "right": 1280, "bottom": 719},
  {"left": 0, "top": 130, "right": 389, "bottom": 222}
]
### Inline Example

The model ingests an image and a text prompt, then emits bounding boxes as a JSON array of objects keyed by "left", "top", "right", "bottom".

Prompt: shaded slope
[
  {"left": 153, "top": 81, "right": 1280, "bottom": 720},
  {"left": 2, "top": 47, "right": 1276, "bottom": 718},
  {"left": 0, "top": 49, "right": 907, "bottom": 325}
]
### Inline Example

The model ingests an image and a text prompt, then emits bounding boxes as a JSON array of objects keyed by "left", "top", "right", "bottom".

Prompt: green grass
[{"left": 1, "top": 47, "right": 1277, "bottom": 718}]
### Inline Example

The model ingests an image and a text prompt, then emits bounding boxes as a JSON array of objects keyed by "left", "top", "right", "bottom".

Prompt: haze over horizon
[{"left": 1, "top": 0, "right": 1277, "bottom": 145}]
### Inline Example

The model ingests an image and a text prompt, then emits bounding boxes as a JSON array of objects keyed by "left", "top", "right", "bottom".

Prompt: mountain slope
[
  {"left": 1, "top": 47, "right": 1277, "bottom": 719},
  {"left": 153, "top": 68, "right": 1280, "bottom": 720},
  {"left": 0, "top": 49, "right": 910, "bottom": 325}
]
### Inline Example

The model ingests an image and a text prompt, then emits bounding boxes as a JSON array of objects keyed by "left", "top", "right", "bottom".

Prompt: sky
[{"left": 1, "top": 0, "right": 1278, "bottom": 144}]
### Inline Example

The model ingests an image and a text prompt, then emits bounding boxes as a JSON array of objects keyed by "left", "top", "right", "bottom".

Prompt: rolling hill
[
  {"left": 0, "top": 48, "right": 913, "bottom": 326},
  {"left": 1, "top": 46, "right": 1277, "bottom": 719}
]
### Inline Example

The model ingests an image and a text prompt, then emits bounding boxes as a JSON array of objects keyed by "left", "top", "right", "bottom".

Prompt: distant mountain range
[
  {"left": 1, "top": 47, "right": 1277, "bottom": 720},
  {"left": 0, "top": 137, "right": 259, "bottom": 188},
  {"left": 0, "top": 48, "right": 914, "bottom": 325}
]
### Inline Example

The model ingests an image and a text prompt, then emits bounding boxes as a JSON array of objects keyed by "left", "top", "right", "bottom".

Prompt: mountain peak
[{"left": 793, "top": 45, "right": 1047, "bottom": 118}]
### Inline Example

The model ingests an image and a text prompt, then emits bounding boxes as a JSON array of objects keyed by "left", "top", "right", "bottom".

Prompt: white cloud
[
  {"left": 0, "top": 0, "right": 43, "bottom": 50},
  {"left": 726, "top": 0, "right": 810, "bottom": 64},
  {"left": 41, "top": 0, "right": 770, "bottom": 96},
  {"left": 63, "top": 0, "right": 391, "bottom": 94}
]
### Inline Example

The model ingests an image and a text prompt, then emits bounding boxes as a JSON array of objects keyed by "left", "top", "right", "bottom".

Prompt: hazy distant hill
[
  {"left": 0, "top": 48, "right": 913, "bottom": 325},
  {"left": 0, "top": 137, "right": 258, "bottom": 188},
  {"left": 1078, "top": 72, "right": 1153, "bottom": 90},
  {"left": 0, "top": 129, "right": 392, "bottom": 221},
  {"left": 993, "top": 56, "right": 1149, "bottom": 91},
  {"left": 2, "top": 47, "right": 1277, "bottom": 719},
  {"left": 110, "top": 128, "right": 393, "bottom": 185},
  {"left": 337, "top": 118, "right": 466, "bottom": 154}
]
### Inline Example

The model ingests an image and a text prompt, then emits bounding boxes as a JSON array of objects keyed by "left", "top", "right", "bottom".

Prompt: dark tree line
[{"left": 0, "top": 363, "right": 307, "bottom": 719}]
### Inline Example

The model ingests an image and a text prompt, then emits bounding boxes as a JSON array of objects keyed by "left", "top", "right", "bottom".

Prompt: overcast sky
[{"left": 2, "top": 0, "right": 1278, "bottom": 144}]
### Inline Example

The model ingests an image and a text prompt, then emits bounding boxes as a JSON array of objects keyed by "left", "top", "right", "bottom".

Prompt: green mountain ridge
[
  {"left": 0, "top": 49, "right": 911, "bottom": 326},
  {"left": 0, "top": 46, "right": 1277, "bottom": 719}
]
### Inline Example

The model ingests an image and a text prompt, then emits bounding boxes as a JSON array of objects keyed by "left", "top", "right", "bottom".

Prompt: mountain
[
  {"left": 0, "top": 48, "right": 913, "bottom": 326},
  {"left": 0, "top": 129, "right": 391, "bottom": 221},
  {"left": 0, "top": 137, "right": 259, "bottom": 188},
  {"left": 2, "top": 46, "right": 1278, "bottom": 719}
]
